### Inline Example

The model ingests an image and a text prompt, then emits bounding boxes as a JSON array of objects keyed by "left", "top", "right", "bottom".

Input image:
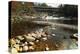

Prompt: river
[
  {"left": 10, "top": 16, "right": 78, "bottom": 52},
  {"left": 32, "top": 16, "right": 78, "bottom": 50},
  {"left": 43, "top": 16, "right": 78, "bottom": 50}
]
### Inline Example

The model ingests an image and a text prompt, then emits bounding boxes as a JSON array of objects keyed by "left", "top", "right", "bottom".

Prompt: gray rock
[
  {"left": 15, "top": 39, "right": 20, "bottom": 44},
  {"left": 41, "top": 32, "right": 47, "bottom": 37},
  {"left": 28, "top": 46, "right": 34, "bottom": 50},
  {"left": 11, "top": 48, "right": 18, "bottom": 54},
  {"left": 52, "top": 34, "right": 56, "bottom": 36},
  {"left": 29, "top": 42, "right": 35, "bottom": 45},
  {"left": 23, "top": 46, "right": 28, "bottom": 51},
  {"left": 35, "top": 40, "right": 39, "bottom": 42},
  {"left": 24, "top": 42, "right": 28, "bottom": 45},
  {"left": 25, "top": 36, "right": 35, "bottom": 42},
  {"left": 42, "top": 37, "right": 47, "bottom": 41},
  {"left": 16, "top": 36, "right": 24, "bottom": 41},
  {"left": 70, "top": 33, "right": 78, "bottom": 41}
]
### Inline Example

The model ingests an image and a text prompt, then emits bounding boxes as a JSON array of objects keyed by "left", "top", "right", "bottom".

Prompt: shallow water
[{"left": 10, "top": 16, "right": 78, "bottom": 52}]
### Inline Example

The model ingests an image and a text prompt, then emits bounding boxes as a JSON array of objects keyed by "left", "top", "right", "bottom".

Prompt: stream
[{"left": 10, "top": 16, "right": 78, "bottom": 52}]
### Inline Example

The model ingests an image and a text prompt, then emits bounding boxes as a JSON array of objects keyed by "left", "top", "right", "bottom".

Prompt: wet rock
[
  {"left": 23, "top": 46, "right": 28, "bottom": 51},
  {"left": 39, "top": 28, "right": 43, "bottom": 32},
  {"left": 23, "top": 35, "right": 27, "bottom": 39},
  {"left": 52, "top": 27, "right": 56, "bottom": 30},
  {"left": 24, "top": 36, "right": 35, "bottom": 42},
  {"left": 15, "top": 39, "right": 20, "bottom": 44},
  {"left": 29, "top": 42, "right": 35, "bottom": 46},
  {"left": 19, "top": 47, "right": 23, "bottom": 52},
  {"left": 29, "top": 46, "right": 34, "bottom": 50},
  {"left": 35, "top": 31, "right": 42, "bottom": 38},
  {"left": 45, "top": 44, "right": 49, "bottom": 51},
  {"left": 37, "top": 34, "right": 42, "bottom": 38},
  {"left": 55, "top": 44, "right": 59, "bottom": 48},
  {"left": 73, "top": 33, "right": 78, "bottom": 37},
  {"left": 31, "top": 33, "right": 37, "bottom": 38},
  {"left": 42, "top": 37, "right": 47, "bottom": 41},
  {"left": 10, "top": 38, "right": 16, "bottom": 45},
  {"left": 13, "top": 44, "right": 20, "bottom": 51},
  {"left": 51, "top": 27, "right": 56, "bottom": 30},
  {"left": 70, "top": 33, "right": 78, "bottom": 41},
  {"left": 41, "top": 32, "right": 47, "bottom": 37},
  {"left": 21, "top": 43, "right": 25, "bottom": 47},
  {"left": 35, "top": 40, "right": 39, "bottom": 42},
  {"left": 52, "top": 34, "right": 56, "bottom": 36},
  {"left": 45, "top": 47, "right": 49, "bottom": 51},
  {"left": 25, "top": 42, "right": 28, "bottom": 45},
  {"left": 16, "top": 36, "right": 24, "bottom": 41},
  {"left": 11, "top": 47, "right": 18, "bottom": 54},
  {"left": 28, "top": 33, "right": 32, "bottom": 37},
  {"left": 23, "top": 34, "right": 28, "bottom": 37}
]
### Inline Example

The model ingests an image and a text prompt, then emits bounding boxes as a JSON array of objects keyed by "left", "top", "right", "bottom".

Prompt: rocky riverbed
[
  {"left": 9, "top": 28, "right": 49, "bottom": 53},
  {"left": 9, "top": 25, "right": 78, "bottom": 53},
  {"left": 9, "top": 16, "right": 78, "bottom": 53}
]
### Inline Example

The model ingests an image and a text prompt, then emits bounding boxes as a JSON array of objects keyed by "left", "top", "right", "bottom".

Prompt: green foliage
[
  {"left": 40, "top": 3, "right": 48, "bottom": 7},
  {"left": 36, "top": 3, "right": 48, "bottom": 7},
  {"left": 11, "top": 2, "right": 35, "bottom": 16}
]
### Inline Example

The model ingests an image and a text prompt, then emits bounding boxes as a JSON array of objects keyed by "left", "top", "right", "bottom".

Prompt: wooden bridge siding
[{"left": 33, "top": 7, "right": 59, "bottom": 12}]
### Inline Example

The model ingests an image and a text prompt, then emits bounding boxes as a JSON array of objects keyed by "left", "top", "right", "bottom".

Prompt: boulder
[
  {"left": 28, "top": 46, "right": 34, "bottom": 50},
  {"left": 29, "top": 42, "right": 35, "bottom": 45},
  {"left": 31, "top": 33, "right": 37, "bottom": 38},
  {"left": 70, "top": 33, "right": 78, "bottom": 41},
  {"left": 25, "top": 36, "right": 35, "bottom": 42},
  {"left": 35, "top": 40, "right": 39, "bottom": 42},
  {"left": 10, "top": 38, "right": 16, "bottom": 45},
  {"left": 36, "top": 32, "right": 42, "bottom": 38},
  {"left": 28, "top": 33, "right": 32, "bottom": 37},
  {"left": 41, "top": 32, "right": 47, "bottom": 37},
  {"left": 45, "top": 44, "right": 49, "bottom": 51},
  {"left": 13, "top": 44, "right": 20, "bottom": 51},
  {"left": 11, "top": 48, "right": 18, "bottom": 54},
  {"left": 19, "top": 47, "right": 23, "bottom": 52},
  {"left": 23, "top": 34, "right": 36, "bottom": 42},
  {"left": 16, "top": 36, "right": 24, "bottom": 41},
  {"left": 23, "top": 46, "right": 28, "bottom": 51},
  {"left": 15, "top": 39, "right": 20, "bottom": 44},
  {"left": 25, "top": 42, "right": 28, "bottom": 45},
  {"left": 21, "top": 43, "right": 25, "bottom": 47},
  {"left": 73, "top": 33, "right": 78, "bottom": 38}
]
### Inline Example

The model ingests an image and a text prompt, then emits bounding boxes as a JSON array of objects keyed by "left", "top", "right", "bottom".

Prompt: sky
[
  {"left": 46, "top": 3, "right": 61, "bottom": 7},
  {"left": 21, "top": 1, "right": 61, "bottom": 7}
]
